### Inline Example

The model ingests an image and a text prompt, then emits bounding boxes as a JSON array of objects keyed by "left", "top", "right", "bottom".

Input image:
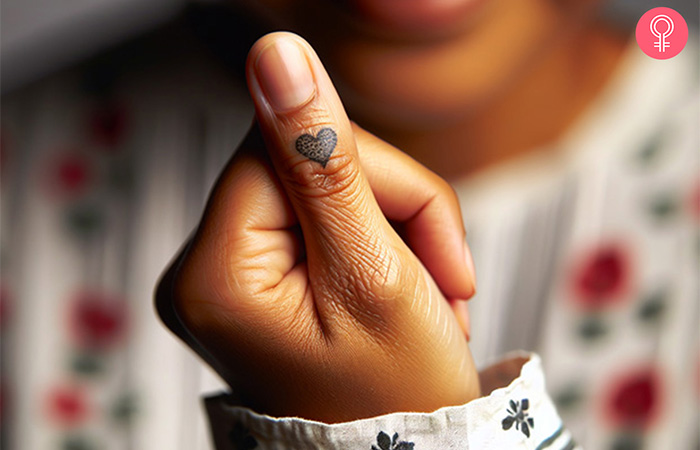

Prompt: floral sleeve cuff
[{"left": 204, "top": 352, "right": 579, "bottom": 449}]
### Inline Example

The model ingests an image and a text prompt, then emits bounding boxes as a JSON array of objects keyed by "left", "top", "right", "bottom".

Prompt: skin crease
[{"left": 233, "top": 0, "right": 629, "bottom": 179}]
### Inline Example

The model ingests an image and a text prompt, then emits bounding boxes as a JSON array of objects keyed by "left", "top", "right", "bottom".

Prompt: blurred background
[
  {"left": 2, "top": 0, "right": 698, "bottom": 93},
  {"left": 1, "top": 0, "right": 698, "bottom": 449}
]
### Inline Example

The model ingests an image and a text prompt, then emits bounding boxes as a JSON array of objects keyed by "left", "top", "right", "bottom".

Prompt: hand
[{"left": 156, "top": 32, "right": 479, "bottom": 423}]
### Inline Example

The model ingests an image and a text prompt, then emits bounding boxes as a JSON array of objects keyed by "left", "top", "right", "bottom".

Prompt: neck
[{"left": 363, "top": 21, "right": 629, "bottom": 181}]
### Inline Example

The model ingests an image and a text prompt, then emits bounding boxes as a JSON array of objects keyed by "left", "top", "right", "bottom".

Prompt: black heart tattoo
[{"left": 295, "top": 128, "right": 337, "bottom": 168}]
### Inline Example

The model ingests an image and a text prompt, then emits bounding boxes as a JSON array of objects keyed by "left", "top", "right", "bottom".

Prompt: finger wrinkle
[{"left": 285, "top": 153, "right": 360, "bottom": 200}]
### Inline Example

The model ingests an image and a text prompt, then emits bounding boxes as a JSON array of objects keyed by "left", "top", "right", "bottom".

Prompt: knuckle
[
  {"left": 444, "top": 180, "right": 460, "bottom": 205},
  {"left": 432, "top": 173, "right": 459, "bottom": 204},
  {"left": 167, "top": 241, "right": 269, "bottom": 336},
  {"left": 278, "top": 114, "right": 362, "bottom": 202},
  {"left": 286, "top": 152, "right": 361, "bottom": 202}
]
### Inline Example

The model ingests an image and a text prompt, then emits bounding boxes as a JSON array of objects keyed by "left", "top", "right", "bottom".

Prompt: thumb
[{"left": 246, "top": 32, "right": 394, "bottom": 280}]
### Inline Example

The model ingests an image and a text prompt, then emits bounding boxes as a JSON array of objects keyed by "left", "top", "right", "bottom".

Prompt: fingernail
[
  {"left": 255, "top": 37, "right": 316, "bottom": 112},
  {"left": 463, "top": 241, "right": 477, "bottom": 294}
]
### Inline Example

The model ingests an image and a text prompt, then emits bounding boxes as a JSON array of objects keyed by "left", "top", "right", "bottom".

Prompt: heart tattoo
[{"left": 295, "top": 128, "right": 337, "bottom": 168}]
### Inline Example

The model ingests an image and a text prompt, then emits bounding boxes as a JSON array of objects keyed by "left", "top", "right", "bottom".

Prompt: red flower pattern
[
  {"left": 603, "top": 368, "right": 662, "bottom": 429},
  {"left": 45, "top": 385, "right": 90, "bottom": 427},
  {"left": 571, "top": 244, "right": 631, "bottom": 309},
  {"left": 47, "top": 153, "right": 92, "bottom": 198},
  {"left": 70, "top": 291, "right": 127, "bottom": 351}
]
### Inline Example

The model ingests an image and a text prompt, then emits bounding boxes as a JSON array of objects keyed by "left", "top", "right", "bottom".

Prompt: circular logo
[{"left": 636, "top": 7, "right": 688, "bottom": 60}]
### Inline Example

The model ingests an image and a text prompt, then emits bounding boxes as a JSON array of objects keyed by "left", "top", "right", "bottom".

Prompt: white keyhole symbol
[{"left": 650, "top": 14, "right": 674, "bottom": 52}]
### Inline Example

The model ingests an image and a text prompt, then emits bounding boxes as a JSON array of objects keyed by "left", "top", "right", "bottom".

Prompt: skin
[
  {"left": 157, "top": 34, "right": 480, "bottom": 423},
  {"left": 157, "top": 0, "right": 629, "bottom": 422}
]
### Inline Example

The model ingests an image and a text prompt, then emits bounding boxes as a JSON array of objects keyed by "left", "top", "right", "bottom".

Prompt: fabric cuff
[{"left": 205, "top": 352, "right": 578, "bottom": 449}]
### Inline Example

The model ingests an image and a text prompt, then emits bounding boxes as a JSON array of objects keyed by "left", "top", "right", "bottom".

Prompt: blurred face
[{"left": 240, "top": 0, "right": 597, "bottom": 129}]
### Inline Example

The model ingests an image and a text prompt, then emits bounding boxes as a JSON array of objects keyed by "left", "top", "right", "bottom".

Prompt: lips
[{"left": 348, "top": 0, "right": 485, "bottom": 33}]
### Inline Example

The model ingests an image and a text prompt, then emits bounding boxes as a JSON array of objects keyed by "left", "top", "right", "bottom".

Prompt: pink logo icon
[{"left": 636, "top": 7, "right": 688, "bottom": 59}]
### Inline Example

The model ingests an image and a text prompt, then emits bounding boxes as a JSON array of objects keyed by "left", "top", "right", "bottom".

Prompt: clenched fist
[{"left": 156, "top": 32, "right": 479, "bottom": 424}]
